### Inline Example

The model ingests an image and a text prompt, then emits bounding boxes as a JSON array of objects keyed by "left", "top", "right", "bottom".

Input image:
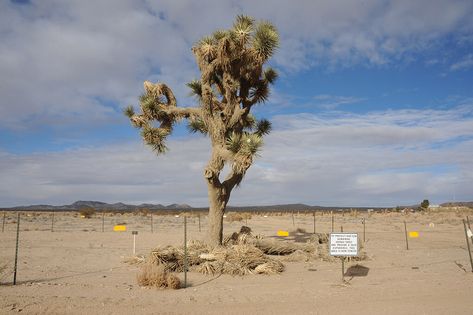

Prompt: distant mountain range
[
  {"left": 1, "top": 200, "right": 192, "bottom": 211},
  {"left": 1, "top": 200, "right": 471, "bottom": 212},
  {"left": 2, "top": 200, "right": 363, "bottom": 212}
]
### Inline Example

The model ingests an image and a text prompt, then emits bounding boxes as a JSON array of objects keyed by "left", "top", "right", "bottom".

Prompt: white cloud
[
  {"left": 1, "top": 0, "right": 472, "bottom": 129},
  {"left": 450, "top": 54, "right": 473, "bottom": 71},
  {"left": 312, "top": 95, "right": 364, "bottom": 110}
]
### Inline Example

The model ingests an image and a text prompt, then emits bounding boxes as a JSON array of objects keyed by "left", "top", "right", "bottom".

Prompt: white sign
[
  {"left": 330, "top": 233, "right": 358, "bottom": 257},
  {"left": 467, "top": 229, "right": 473, "bottom": 238}
]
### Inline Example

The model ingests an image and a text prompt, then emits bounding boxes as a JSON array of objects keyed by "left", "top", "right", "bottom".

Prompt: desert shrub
[
  {"left": 135, "top": 208, "right": 150, "bottom": 216},
  {"left": 225, "top": 212, "right": 251, "bottom": 222},
  {"left": 79, "top": 208, "right": 95, "bottom": 218},
  {"left": 420, "top": 199, "right": 430, "bottom": 210},
  {"left": 137, "top": 263, "right": 180, "bottom": 289}
]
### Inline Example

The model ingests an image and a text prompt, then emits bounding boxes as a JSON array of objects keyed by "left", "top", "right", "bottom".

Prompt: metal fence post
[
  {"left": 13, "top": 213, "right": 21, "bottom": 285},
  {"left": 183, "top": 216, "right": 187, "bottom": 288},
  {"left": 404, "top": 221, "right": 409, "bottom": 250},
  {"left": 51, "top": 212, "right": 55, "bottom": 232},
  {"left": 151, "top": 213, "right": 154, "bottom": 233}
]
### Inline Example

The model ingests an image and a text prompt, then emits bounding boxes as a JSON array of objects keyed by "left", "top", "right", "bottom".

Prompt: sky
[{"left": 1, "top": 0, "right": 472, "bottom": 208}]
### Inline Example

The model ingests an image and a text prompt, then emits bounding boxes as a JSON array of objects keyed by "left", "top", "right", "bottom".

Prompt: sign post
[
  {"left": 132, "top": 231, "right": 138, "bottom": 255},
  {"left": 330, "top": 233, "right": 358, "bottom": 281},
  {"left": 331, "top": 211, "right": 334, "bottom": 232},
  {"left": 313, "top": 212, "right": 316, "bottom": 234},
  {"left": 467, "top": 216, "right": 473, "bottom": 245},
  {"left": 150, "top": 214, "right": 153, "bottom": 233},
  {"left": 462, "top": 219, "right": 473, "bottom": 272},
  {"left": 198, "top": 214, "right": 201, "bottom": 232}
]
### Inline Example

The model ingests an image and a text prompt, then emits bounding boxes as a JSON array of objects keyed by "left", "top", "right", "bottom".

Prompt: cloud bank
[
  {"left": 1, "top": 105, "right": 471, "bottom": 207},
  {"left": 1, "top": 0, "right": 473, "bottom": 129}
]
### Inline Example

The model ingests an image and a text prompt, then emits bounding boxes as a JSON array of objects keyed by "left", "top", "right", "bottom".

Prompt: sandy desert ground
[{"left": 1, "top": 208, "right": 473, "bottom": 315}]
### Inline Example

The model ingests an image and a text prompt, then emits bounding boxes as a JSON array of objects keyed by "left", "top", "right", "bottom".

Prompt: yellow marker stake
[
  {"left": 409, "top": 231, "right": 419, "bottom": 238},
  {"left": 277, "top": 230, "right": 289, "bottom": 237},
  {"left": 114, "top": 225, "right": 127, "bottom": 232}
]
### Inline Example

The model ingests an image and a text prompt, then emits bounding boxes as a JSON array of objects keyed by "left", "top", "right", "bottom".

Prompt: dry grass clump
[
  {"left": 0, "top": 263, "right": 8, "bottom": 282},
  {"left": 137, "top": 263, "right": 180, "bottom": 289}
]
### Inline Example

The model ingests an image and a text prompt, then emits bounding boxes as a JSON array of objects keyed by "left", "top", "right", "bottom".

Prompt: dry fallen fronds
[
  {"left": 254, "top": 260, "right": 285, "bottom": 274},
  {"left": 194, "top": 261, "right": 221, "bottom": 275},
  {"left": 144, "top": 227, "right": 367, "bottom": 277},
  {"left": 255, "top": 238, "right": 312, "bottom": 255}
]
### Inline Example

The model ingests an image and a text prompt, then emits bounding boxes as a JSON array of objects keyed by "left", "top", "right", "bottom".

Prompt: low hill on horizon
[{"left": 2, "top": 200, "right": 471, "bottom": 212}]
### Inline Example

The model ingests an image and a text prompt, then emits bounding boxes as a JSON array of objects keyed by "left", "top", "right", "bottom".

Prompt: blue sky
[{"left": 1, "top": 0, "right": 472, "bottom": 207}]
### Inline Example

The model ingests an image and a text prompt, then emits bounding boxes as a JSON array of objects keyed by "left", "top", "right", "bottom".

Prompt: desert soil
[{"left": 1, "top": 209, "right": 473, "bottom": 314}]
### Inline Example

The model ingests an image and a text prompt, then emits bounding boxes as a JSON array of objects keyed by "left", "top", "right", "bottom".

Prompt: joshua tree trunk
[{"left": 207, "top": 183, "right": 227, "bottom": 246}]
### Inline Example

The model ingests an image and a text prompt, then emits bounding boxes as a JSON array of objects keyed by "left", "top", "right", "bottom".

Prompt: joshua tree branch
[{"left": 222, "top": 154, "right": 253, "bottom": 190}]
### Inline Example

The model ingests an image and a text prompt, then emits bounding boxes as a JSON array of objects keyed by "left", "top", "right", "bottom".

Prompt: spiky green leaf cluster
[
  {"left": 187, "top": 117, "right": 208, "bottom": 134},
  {"left": 141, "top": 126, "right": 169, "bottom": 154},
  {"left": 226, "top": 132, "right": 242, "bottom": 153},
  {"left": 255, "top": 119, "right": 272, "bottom": 136},
  {"left": 241, "top": 133, "right": 263, "bottom": 155},
  {"left": 240, "top": 115, "right": 271, "bottom": 136},
  {"left": 263, "top": 67, "right": 278, "bottom": 84},
  {"left": 226, "top": 132, "right": 263, "bottom": 156},
  {"left": 232, "top": 15, "right": 254, "bottom": 42},
  {"left": 249, "top": 82, "right": 269, "bottom": 104},
  {"left": 253, "top": 21, "right": 279, "bottom": 60},
  {"left": 139, "top": 93, "right": 172, "bottom": 122},
  {"left": 186, "top": 80, "right": 202, "bottom": 99},
  {"left": 123, "top": 105, "right": 135, "bottom": 118}
]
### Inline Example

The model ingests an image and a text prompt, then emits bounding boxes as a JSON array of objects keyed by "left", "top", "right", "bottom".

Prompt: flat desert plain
[{"left": 1, "top": 209, "right": 473, "bottom": 314}]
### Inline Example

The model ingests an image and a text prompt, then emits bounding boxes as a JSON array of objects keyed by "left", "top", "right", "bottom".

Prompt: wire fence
[
  {"left": 1, "top": 209, "right": 472, "bottom": 285},
  {"left": 1, "top": 209, "right": 471, "bottom": 244}
]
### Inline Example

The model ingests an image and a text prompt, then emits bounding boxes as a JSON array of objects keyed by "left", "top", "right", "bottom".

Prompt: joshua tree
[
  {"left": 420, "top": 199, "right": 430, "bottom": 210},
  {"left": 125, "top": 16, "right": 279, "bottom": 245}
]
